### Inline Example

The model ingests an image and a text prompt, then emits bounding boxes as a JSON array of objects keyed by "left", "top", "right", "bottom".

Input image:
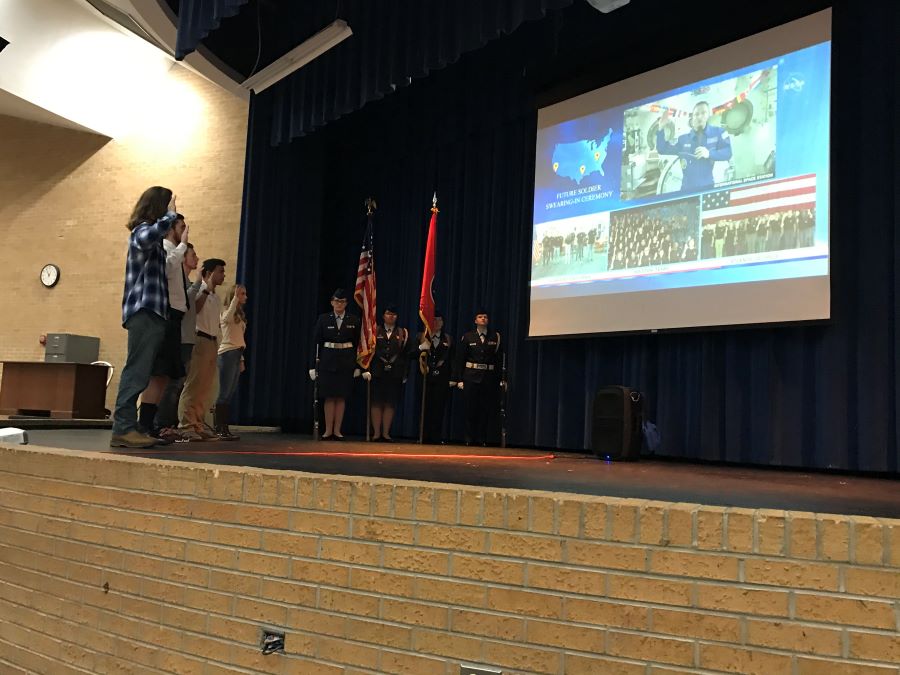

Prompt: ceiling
[
  {"left": 162, "top": 0, "right": 347, "bottom": 79},
  {"left": 0, "top": 87, "right": 96, "bottom": 133}
]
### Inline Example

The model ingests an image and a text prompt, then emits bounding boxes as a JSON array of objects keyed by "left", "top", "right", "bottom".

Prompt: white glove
[
  {"left": 362, "top": 371, "right": 372, "bottom": 381},
  {"left": 353, "top": 368, "right": 361, "bottom": 378},
  {"left": 308, "top": 369, "right": 317, "bottom": 381},
  {"left": 418, "top": 342, "right": 430, "bottom": 351},
  {"left": 449, "top": 381, "right": 457, "bottom": 388},
  {"left": 457, "top": 382, "right": 464, "bottom": 390}
]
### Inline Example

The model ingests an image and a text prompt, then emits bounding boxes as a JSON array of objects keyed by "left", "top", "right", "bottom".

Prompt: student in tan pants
[{"left": 178, "top": 258, "right": 225, "bottom": 441}]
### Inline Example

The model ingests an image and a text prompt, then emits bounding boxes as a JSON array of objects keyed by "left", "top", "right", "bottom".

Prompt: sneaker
[
  {"left": 178, "top": 428, "right": 203, "bottom": 442},
  {"left": 110, "top": 430, "right": 156, "bottom": 449},
  {"left": 198, "top": 424, "right": 221, "bottom": 441},
  {"left": 147, "top": 427, "right": 178, "bottom": 446}
]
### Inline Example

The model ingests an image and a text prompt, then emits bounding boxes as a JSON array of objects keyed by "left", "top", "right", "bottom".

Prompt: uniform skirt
[
  {"left": 319, "top": 369, "right": 354, "bottom": 399},
  {"left": 372, "top": 375, "right": 403, "bottom": 406},
  {"left": 317, "top": 345, "right": 356, "bottom": 399}
]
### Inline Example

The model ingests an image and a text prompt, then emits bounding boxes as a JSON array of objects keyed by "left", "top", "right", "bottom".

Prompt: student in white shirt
[
  {"left": 178, "top": 258, "right": 225, "bottom": 441},
  {"left": 154, "top": 242, "right": 200, "bottom": 431},
  {"left": 214, "top": 284, "right": 248, "bottom": 440}
]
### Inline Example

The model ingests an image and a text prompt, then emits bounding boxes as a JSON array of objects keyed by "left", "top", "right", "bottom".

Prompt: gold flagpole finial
[{"left": 431, "top": 192, "right": 438, "bottom": 213}]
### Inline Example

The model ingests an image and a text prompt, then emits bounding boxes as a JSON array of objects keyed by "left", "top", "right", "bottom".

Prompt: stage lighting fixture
[
  {"left": 241, "top": 19, "right": 352, "bottom": 94},
  {"left": 584, "top": 0, "right": 631, "bottom": 13}
]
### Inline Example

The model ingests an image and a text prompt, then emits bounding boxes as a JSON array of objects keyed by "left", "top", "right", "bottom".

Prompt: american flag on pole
[
  {"left": 355, "top": 199, "right": 377, "bottom": 370},
  {"left": 702, "top": 174, "right": 816, "bottom": 222}
]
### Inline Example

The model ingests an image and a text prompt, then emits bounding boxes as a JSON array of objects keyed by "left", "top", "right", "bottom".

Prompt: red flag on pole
[
  {"left": 418, "top": 194, "right": 439, "bottom": 337},
  {"left": 355, "top": 199, "right": 377, "bottom": 369}
]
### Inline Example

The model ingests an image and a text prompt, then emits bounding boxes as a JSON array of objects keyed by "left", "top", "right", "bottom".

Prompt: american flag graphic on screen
[{"left": 702, "top": 174, "right": 816, "bottom": 221}]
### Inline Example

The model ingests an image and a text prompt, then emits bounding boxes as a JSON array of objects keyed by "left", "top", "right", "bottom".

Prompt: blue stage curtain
[
  {"left": 175, "top": 0, "right": 249, "bottom": 61},
  {"left": 237, "top": 0, "right": 900, "bottom": 472},
  {"left": 262, "top": 0, "right": 573, "bottom": 143}
]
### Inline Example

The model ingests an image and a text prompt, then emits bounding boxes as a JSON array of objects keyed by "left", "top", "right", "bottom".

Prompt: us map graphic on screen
[{"left": 530, "top": 40, "right": 830, "bottom": 308}]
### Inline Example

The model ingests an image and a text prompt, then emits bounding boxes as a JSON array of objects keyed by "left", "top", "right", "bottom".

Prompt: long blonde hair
[{"left": 224, "top": 284, "right": 247, "bottom": 324}]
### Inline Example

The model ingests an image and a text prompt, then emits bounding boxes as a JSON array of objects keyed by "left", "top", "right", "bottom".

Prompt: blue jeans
[
  {"left": 112, "top": 309, "right": 166, "bottom": 435},
  {"left": 216, "top": 348, "right": 243, "bottom": 405}
]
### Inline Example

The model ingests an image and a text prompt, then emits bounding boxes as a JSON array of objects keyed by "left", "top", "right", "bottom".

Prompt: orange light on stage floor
[{"left": 114, "top": 449, "right": 557, "bottom": 461}]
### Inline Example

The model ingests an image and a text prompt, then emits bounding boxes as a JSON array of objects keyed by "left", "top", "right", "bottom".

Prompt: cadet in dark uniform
[
  {"left": 309, "top": 289, "right": 359, "bottom": 440},
  {"left": 656, "top": 101, "right": 732, "bottom": 193},
  {"left": 416, "top": 309, "right": 454, "bottom": 444},
  {"left": 454, "top": 308, "right": 503, "bottom": 446},
  {"left": 362, "top": 304, "right": 412, "bottom": 441}
]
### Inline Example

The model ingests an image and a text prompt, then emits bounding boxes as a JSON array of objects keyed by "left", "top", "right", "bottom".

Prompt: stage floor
[{"left": 18, "top": 430, "right": 900, "bottom": 518}]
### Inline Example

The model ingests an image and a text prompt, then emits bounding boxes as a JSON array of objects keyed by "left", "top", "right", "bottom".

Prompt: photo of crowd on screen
[
  {"left": 700, "top": 206, "right": 816, "bottom": 260},
  {"left": 607, "top": 197, "right": 700, "bottom": 272},
  {"left": 619, "top": 66, "right": 778, "bottom": 201},
  {"left": 531, "top": 214, "right": 610, "bottom": 280}
]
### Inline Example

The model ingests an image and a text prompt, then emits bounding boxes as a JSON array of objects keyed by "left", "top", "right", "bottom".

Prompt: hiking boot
[{"left": 110, "top": 430, "right": 156, "bottom": 449}]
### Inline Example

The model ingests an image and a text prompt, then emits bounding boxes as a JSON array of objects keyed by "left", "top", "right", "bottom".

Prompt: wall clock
[{"left": 40, "top": 264, "right": 60, "bottom": 288}]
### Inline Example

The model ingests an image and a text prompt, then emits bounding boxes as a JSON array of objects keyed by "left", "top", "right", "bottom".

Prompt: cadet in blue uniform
[
  {"left": 454, "top": 308, "right": 503, "bottom": 446},
  {"left": 416, "top": 309, "right": 454, "bottom": 444},
  {"left": 656, "top": 101, "right": 732, "bottom": 193},
  {"left": 362, "top": 304, "right": 413, "bottom": 441},
  {"left": 309, "top": 289, "right": 359, "bottom": 440}
]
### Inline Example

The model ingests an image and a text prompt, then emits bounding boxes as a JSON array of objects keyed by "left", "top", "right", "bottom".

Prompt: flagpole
[
  {"left": 356, "top": 197, "right": 377, "bottom": 443},
  {"left": 366, "top": 379, "right": 371, "bottom": 442},
  {"left": 366, "top": 198, "right": 374, "bottom": 444},
  {"left": 418, "top": 362, "right": 427, "bottom": 445}
]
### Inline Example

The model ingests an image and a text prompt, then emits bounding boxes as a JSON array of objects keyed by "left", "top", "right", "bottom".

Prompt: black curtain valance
[{"left": 175, "top": 0, "right": 250, "bottom": 61}]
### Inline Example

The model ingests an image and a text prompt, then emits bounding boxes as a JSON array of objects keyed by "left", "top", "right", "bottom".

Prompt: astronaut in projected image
[{"left": 656, "top": 101, "right": 732, "bottom": 193}]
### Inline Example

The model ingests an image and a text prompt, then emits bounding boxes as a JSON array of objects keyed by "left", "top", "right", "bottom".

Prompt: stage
[{"left": 21, "top": 429, "right": 900, "bottom": 518}]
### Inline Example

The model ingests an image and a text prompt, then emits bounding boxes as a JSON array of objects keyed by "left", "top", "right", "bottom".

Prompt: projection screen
[{"left": 529, "top": 10, "right": 831, "bottom": 337}]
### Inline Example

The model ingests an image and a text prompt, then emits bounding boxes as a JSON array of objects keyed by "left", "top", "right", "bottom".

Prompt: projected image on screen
[
  {"left": 532, "top": 213, "right": 608, "bottom": 282},
  {"left": 699, "top": 178, "right": 816, "bottom": 260},
  {"left": 621, "top": 66, "right": 776, "bottom": 201},
  {"left": 529, "top": 11, "right": 831, "bottom": 336},
  {"left": 608, "top": 198, "right": 700, "bottom": 272}
]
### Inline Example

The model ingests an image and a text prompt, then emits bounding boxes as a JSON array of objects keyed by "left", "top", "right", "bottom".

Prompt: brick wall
[
  {"left": 0, "top": 443, "right": 898, "bottom": 674},
  {"left": 0, "top": 64, "right": 248, "bottom": 407}
]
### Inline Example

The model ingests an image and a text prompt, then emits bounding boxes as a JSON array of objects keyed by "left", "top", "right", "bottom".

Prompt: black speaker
[{"left": 591, "top": 385, "right": 643, "bottom": 460}]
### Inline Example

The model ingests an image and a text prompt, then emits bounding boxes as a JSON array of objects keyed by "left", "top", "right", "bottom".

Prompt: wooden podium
[{"left": 0, "top": 362, "right": 108, "bottom": 419}]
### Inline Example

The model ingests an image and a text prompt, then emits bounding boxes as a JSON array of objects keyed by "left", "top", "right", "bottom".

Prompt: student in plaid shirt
[{"left": 110, "top": 186, "right": 178, "bottom": 448}]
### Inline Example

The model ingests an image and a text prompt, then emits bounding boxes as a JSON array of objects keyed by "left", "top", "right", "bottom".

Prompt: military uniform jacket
[
  {"left": 418, "top": 331, "right": 454, "bottom": 384},
  {"left": 312, "top": 312, "right": 360, "bottom": 373},
  {"left": 369, "top": 325, "right": 412, "bottom": 381},
  {"left": 454, "top": 329, "right": 502, "bottom": 384}
]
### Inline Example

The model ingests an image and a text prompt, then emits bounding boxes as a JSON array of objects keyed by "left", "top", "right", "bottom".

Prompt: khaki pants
[{"left": 179, "top": 337, "right": 217, "bottom": 431}]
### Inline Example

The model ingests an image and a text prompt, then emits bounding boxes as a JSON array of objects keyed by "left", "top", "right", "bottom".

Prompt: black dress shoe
[
  {"left": 320, "top": 434, "right": 333, "bottom": 441},
  {"left": 333, "top": 435, "right": 345, "bottom": 441},
  {"left": 381, "top": 436, "right": 393, "bottom": 443},
  {"left": 370, "top": 436, "right": 382, "bottom": 442}
]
